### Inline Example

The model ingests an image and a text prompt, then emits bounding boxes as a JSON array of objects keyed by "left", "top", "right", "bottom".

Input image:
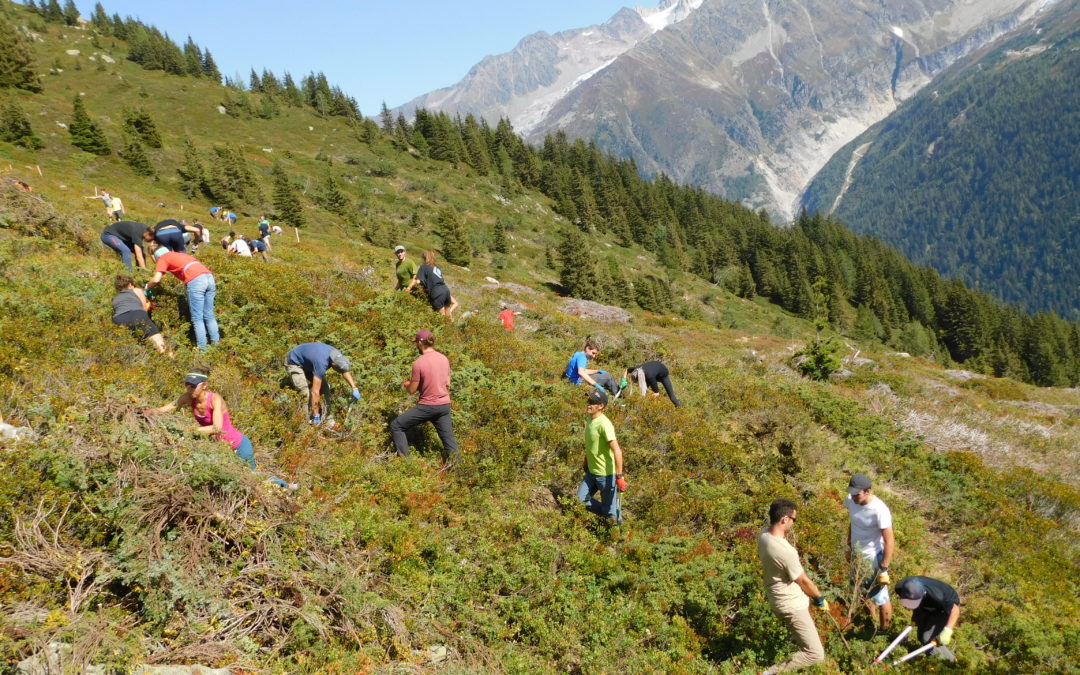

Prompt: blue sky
[{"left": 72, "top": 1, "right": 638, "bottom": 114}]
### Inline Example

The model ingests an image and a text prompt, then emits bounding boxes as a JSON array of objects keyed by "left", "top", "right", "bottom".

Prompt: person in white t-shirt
[
  {"left": 844, "top": 472, "right": 895, "bottom": 629},
  {"left": 228, "top": 236, "right": 252, "bottom": 258}
]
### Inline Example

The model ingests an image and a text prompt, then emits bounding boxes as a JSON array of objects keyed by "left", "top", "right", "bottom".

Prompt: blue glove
[
  {"left": 311, "top": 414, "right": 322, "bottom": 425},
  {"left": 351, "top": 388, "right": 361, "bottom": 401},
  {"left": 143, "top": 287, "right": 154, "bottom": 299}
]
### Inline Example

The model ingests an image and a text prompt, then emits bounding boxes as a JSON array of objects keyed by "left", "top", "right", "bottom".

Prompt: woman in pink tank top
[{"left": 144, "top": 369, "right": 296, "bottom": 490}]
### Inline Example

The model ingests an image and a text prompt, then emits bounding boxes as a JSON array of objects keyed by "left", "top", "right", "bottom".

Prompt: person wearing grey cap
[
  {"left": 285, "top": 342, "right": 361, "bottom": 425},
  {"left": 393, "top": 245, "right": 418, "bottom": 292},
  {"left": 390, "top": 329, "right": 459, "bottom": 466},
  {"left": 844, "top": 472, "right": 895, "bottom": 630}
]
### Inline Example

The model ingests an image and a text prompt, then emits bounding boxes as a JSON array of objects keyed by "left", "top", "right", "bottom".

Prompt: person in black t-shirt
[
  {"left": 896, "top": 576, "right": 960, "bottom": 661},
  {"left": 405, "top": 249, "right": 459, "bottom": 321},
  {"left": 623, "top": 360, "right": 680, "bottom": 406},
  {"left": 100, "top": 221, "right": 149, "bottom": 271}
]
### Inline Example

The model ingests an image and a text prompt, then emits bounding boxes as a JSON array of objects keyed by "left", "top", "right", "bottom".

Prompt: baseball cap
[
  {"left": 329, "top": 349, "right": 351, "bottom": 372},
  {"left": 847, "top": 473, "right": 872, "bottom": 495},
  {"left": 896, "top": 577, "right": 925, "bottom": 610},
  {"left": 414, "top": 329, "right": 434, "bottom": 342},
  {"left": 394, "top": 245, "right": 405, "bottom": 253},
  {"left": 587, "top": 388, "right": 608, "bottom": 405}
]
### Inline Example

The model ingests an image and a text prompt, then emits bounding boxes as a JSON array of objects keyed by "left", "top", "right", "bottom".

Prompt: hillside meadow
[{"left": 0, "top": 4, "right": 1078, "bottom": 673}]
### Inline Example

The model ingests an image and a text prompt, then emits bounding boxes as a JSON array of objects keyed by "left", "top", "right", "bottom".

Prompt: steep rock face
[{"left": 403, "top": 0, "right": 1055, "bottom": 220}]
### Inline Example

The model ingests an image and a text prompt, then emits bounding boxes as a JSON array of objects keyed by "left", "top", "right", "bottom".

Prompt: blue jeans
[
  {"left": 577, "top": 471, "right": 618, "bottom": 518},
  {"left": 186, "top": 273, "right": 219, "bottom": 350},
  {"left": 101, "top": 232, "right": 134, "bottom": 270},
  {"left": 235, "top": 435, "right": 288, "bottom": 488},
  {"left": 156, "top": 228, "right": 186, "bottom": 252}
]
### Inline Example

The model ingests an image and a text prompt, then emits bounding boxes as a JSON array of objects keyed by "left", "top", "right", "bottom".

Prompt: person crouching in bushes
[
  {"left": 143, "top": 369, "right": 297, "bottom": 491},
  {"left": 405, "top": 249, "right": 460, "bottom": 322},
  {"left": 111, "top": 274, "right": 169, "bottom": 355}
]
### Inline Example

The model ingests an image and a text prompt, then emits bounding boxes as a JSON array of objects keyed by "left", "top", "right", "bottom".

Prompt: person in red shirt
[
  {"left": 498, "top": 304, "right": 521, "bottom": 331},
  {"left": 145, "top": 249, "right": 219, "bottom": 350},
  {"left": 389, "top": 329, "right": 460, "bottom": 467}
]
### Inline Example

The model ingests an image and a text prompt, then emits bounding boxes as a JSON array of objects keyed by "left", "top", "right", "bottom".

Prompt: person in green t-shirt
[
  {"left": 576, "top": 388, "right": 627, "bottom": 520},
  {"left": 394, "top": 245, "right": 419, "bottom": 292}
]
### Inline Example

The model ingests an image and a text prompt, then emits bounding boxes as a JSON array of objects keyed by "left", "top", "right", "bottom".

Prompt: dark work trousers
[
  {"left": 655, "top": 374, "right": 681, "bottom": 407},
  {"left": 390, "top": 403, "right": 460, "bottom": 463}
]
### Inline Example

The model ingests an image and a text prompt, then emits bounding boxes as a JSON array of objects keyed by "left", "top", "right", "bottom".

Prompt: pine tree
[
  {"left": 61, "top": 0, "right": 78, "bottom": 25},
  {"left": 90, "top": 3, "right": 110, "bottom": 33},
  {"left": 558, "top": 227, "right": 602, "bottom": 300},
  {"left": 121, "top": 133, "right": 153, "bottom": 176},
  {"left": 177, "top": 138, "right": 208, "bottom": 199},
  {"left": 182, "top": 36, "right": 202, "bottom": 77},
  {"left": 68, "top": 95, "right": 110, "bottom": 155},
  {"left": 492, "top": 217, "right": 509, "bottom": 254},
  {"left": 43, "top": 0, "right": 62, "bottom": 23},
  {"left": 436, "top": 207, "right": 470, "bottom": 266},
  {"left": 380, "top": 101, "right": 393, "bottom": 134},
  {"left": 0, "top": 96, "right": 43, "bottom": 149},
  {"left": 315, "top": 171, "right": 351, "bottom": 217},
  {"left": 0, "top": 8, "right": 43, "bottom": 92},
  {"left": 201, "top": 49, "right": 220, "bottom": 82},
  {"left": 122, "top": 107, "right": 161, "bottom": 148},
  {"left": 271, "top": 163, "right": 304, "bottom": 228}
]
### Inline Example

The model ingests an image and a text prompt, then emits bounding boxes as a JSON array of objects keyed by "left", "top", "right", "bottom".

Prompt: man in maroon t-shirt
[{"left": 389, "top": 329, "right": 460, "bottom": 466}]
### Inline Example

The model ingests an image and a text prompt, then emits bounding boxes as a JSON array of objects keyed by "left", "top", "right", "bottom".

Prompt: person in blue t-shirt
[
  {"left": 565, "top": 339, "right": 619, "bottom": 394},
  {"left": 285, "top": 342, "right": 361, "bottom": 424}
]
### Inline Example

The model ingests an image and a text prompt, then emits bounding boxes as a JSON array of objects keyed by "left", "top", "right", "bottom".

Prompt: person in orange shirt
[
  {"left": 498, "top": 304, "right": 521, "bottom": 331},
  {"left": 145, "top": 248, "right": 219, "bottom": 350}
]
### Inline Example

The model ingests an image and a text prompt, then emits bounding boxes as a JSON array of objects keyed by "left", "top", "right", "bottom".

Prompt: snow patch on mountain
[{"left": 637, "top": 0, "right": 705, "bottom": 33}]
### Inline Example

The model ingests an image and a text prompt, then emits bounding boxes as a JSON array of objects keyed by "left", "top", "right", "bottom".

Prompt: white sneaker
[{"left": 286, "top": 482, "right": 300, "bottom": 492}]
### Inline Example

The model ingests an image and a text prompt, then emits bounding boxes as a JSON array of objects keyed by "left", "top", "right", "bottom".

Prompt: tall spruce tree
[
  {"left": 61, "top": 0, "right": 78, "bottom": 25},
  {"left": 122, "top": 107, "right": 161, "bottom": 148},
  {"left": 0, "top": 96, "right": 43, "bottom": 149},
  {"left": 201, "top": 49, "right": 220, "bottom": 82},
  {"left": 177, "top": 138, "right": 208, "bottom": 198},
  {"left": 121, "top": 133, "right": 153, "bottom": 176},
  {"left": 43, "top": 0, "right": 62, "bottom": 23},
  {"left": 0, "top": 7, "right": 43, "bottom": 92},
  {"left": 436, "top": 207, "right": 471, "bottom": 266},
  {"left": 314, "top": 171, "right": 351, "bottom": 217},
  {"left": 492, "top": 217, "right": 510, "bottom": 254},
  {"left": 68, "top": 95, "right": 110, "bottom": 155},
  {"left": 271, "top": 163, "right": 304, "bottom": 228},
  {"left": 558, "top": 227, "right": 602, "bottom": 300}
]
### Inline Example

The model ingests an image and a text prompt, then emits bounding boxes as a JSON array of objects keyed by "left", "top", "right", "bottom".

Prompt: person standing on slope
[
  {"left": 285, "top": 342, "right": 361, "bottom": 425},
  {"left": 564, "top": 338, "right": 620, "bottom": 395},
  {"left": 623, "top": 360, "right": 680, "bottom": 406},
  {"left": 144, "top": 369, "right": 296, "bottom": 490},
  {"left": 258, "top": 215, "right": 272, "bottom": 252},
  {"left": 145, "top": 249, "right": 219, "bottom": 351},
  {"left": 393, "top": 245, "right": 418, "bottom": 292},
  {"left": 844, "top": 472, "right": 895, "bottom": 630},
  {"left": 757, "top": 498, "right": 828, "bottom": 674},
  {"left": 109, "top": 193, "right": 125, "bottom": 221},
  {"left": 896, "top": 576, "right": 960, "bottom": 661},
  {"left": 576, "top": 388, "right": 627, "bottom": 521},
  {"left": 390, "top": 329, "right": 460, "bottom": 467},
  {"left": 405, "top": 250, "right": 459, "bottom": 321}
]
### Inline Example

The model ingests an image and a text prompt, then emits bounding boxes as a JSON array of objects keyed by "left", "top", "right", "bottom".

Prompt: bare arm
[
  {"left": 309, "top": 375, "right": 323, "bottom": 415},
  {"left": 342, "top": 372, "right": 358, "bottom": 390},
  {"left": 193, "top": 393, "right": 225, "bottom": 435},
  {"left": 148, "top": 391, "right": 190, "bottom": 415},
  {"left": 146, "top": 270, "right": 165, "bottom": 288},
  {"left": 133, "top": 245, "right": 146, "bottom": 269},
  {"left": 609, "top": 439, "right": 623, "bottom": 475},
  {"left": 577, "top": 367, "right": 600, "bottom": 387},
  {"left": 794, "top": 572, "right": 823, "bottom": 600},
  {"left": 881, "top": 527, "right": 895, "bottom": 569},
  {"left": 945, "top": 604, "right": 960, "bottom": 630},
  {"left": 404, "top": 275, "right": 419, "bottom": 292},
  {"left": 131, "top": 287, "right": 151, "bottom": 311}
]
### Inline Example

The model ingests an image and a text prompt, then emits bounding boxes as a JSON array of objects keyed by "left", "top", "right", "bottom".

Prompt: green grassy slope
[{"left": 0, "top": 7, "right": 1078, "bottom": 674}]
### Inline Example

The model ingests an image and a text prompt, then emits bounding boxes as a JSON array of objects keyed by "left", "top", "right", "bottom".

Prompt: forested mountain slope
[
  {"left": 0, "top": 3, "right": 1079, "bottom": 672},
  {"left": 802, "top": 0, "right": 1080, "bottom": 319}
]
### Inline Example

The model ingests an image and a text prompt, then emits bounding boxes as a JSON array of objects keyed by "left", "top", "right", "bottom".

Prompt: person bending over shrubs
[
  {"left": 143, "top": 369, "right": 297, "bottom": 491},
  {"left": 110, "top": 274, "right": 169, "bottom": 355}
]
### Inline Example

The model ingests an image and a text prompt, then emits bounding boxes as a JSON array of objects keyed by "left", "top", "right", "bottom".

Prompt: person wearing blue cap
[
  {"left": 285, "top": 342, "right": 361, "bottom": 424},
  {"left": 896, "top": 576, "right": 960, "bottom": 661}
]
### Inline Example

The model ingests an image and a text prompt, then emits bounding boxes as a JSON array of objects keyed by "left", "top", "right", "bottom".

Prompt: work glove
[
  {"left": 938, "top": 627, "right": 954, "bottom": 646},
  {"left": 620, "top": 377, "right": 628, "bottom": 389},
  {"left": 144, "top": 287, "right": 153, "bottom": 298},
  {"left": 146, "top": 302, "right": 154, "bottom": 312},
  {"left": 812, "top": 596, "right": 829, "bottom": 611},
  {"left": 877, "top": 570, "right": 891, "bottom": 585},
  {"left": 351, "top": 388, "right": 361, "bottom": 401},
  {"left": 616, "top": 475, "right": 628, "bottom": 492},
  {"left": 311, "top": 414, "right": 322, "bottom": 425}
]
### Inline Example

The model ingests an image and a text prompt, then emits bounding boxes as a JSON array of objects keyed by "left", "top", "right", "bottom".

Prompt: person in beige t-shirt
[{"left": 757, "top": 498, "right": 828, "bottom": 673}]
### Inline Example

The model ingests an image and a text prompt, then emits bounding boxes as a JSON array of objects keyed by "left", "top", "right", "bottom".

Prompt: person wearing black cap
[
  {"left": 576, "top": 388, "right": 627, "bottom": 520},
  {"left": 285, "top": 342, "right": 361, "bottom": 425},
  {"left": 844, "top": 472, "right": 895, "bottom": 629},
  {"left": 757, "top": 498, "right": 828, "bottom": 674},
  {"left": 896, "top": 576, "right": 960, "bottom": 661},
  {"left": 390, "top": 329, "right": 460, "bottom": 466}
]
